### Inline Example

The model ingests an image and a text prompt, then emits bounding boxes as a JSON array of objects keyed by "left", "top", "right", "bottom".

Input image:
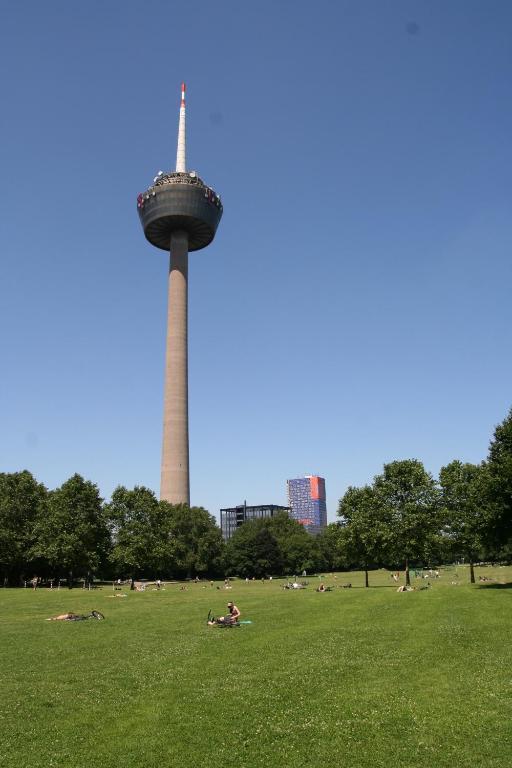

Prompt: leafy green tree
[
  {"left": 224, "top": 513, "right": 326, "bottom": 577},
  {"left": 423, "top": 530, "right": 456, "bottom": 567},
  {"left": 225, "top": 519, "right": 282, "bottom": 578},
  {"left": 105, "top": 485, "right": 162, "bottom": 586},
  {"left": 30, "top": 474, "right": 108, "bottom": 587},
  {"left": 439, "top": 460, "right": 488, "bottom": 583},
  {"left": 373, "top": 460, "right": 441, "bottom": 585},
  {"left": 338, "top": 485, "right": 391, "bottom": 587},
  {"left": 486, "top": 407, "right": 512, "bottom": 549},
  {"left": 0, "top": 471, "right": 47, "bottom": 584},
  {"left": 266, "top": 512, "right": 321, "bottom": 574},
  {"left": 106, "top": 489, "right": 223, "bottom": 581},
  {"left": 250, "top": 524, "right": 283, "bottom": 577},
  {"left": 162, "top": 503, "right": 224, "bottom": 578},
  {"left": 316, "top": 523, "right": 346, "bottom": 571}
]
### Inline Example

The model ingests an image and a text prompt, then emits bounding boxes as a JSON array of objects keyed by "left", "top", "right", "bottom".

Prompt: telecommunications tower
[{"left": 137, "top": 83, "right": 223, "bottom": 504}]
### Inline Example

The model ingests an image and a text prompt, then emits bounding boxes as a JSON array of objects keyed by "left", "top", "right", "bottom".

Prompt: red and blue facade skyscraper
[{"left": 287, "top": 475, "right": 327, "bottom": 535}]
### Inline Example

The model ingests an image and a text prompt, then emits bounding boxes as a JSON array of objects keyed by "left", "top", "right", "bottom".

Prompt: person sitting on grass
[{"left": 207, "top": 602, "right": 241, "bottom": 627}]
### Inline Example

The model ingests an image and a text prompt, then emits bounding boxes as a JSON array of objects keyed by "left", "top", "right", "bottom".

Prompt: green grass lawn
[{"left": 1, "top": 566, "right": 511, "bottom": 768}]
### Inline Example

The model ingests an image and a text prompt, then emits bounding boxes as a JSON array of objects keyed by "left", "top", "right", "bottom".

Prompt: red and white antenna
[{"left": 175, "top": 82, "right": 186, "bottom": 173}]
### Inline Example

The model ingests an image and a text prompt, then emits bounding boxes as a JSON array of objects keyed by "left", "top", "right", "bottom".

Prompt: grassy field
[{"left": 1, "top": 566, "right": 511, "bottom": 768}]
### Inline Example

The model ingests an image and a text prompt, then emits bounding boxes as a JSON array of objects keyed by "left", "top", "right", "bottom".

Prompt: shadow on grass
[
  {"left": 329, "top": 584, "right": 397, "bottom": 589},
  {"left": 365, "top": 585, "right": 400, "bottom": 589},
  {"left": 477, "top": 582, "right": 512, "bottom": 590}
]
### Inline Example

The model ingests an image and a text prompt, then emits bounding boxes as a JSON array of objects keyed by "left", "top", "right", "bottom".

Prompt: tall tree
[
  {"left": 30, "top": 474, "right": 108, "bottom": 586},
  {"left": 225, "top": 519, "right": 283, "bottom": 578},
  {"left": 439, "top": 460, "right": 488, "bottom": 583},
  {"left": 373, "top": 460, "right": 440, "bottom": 585},
  {"left": 266, "top": 512, "right": 321, "bottom": 574},
  {"left": 0, "top": 471, "right": 47, "bottom": 584},
  {"left": 105, "top": 485, "right": 162, "bottom": 585},
  {"left": 338, "top": 485, "right": 391, "bottom": 587},
  {"left": 105, "top": 489, "right": 224, "bottom": 581},
  {"left": 316, "top": 523, "right": 346, "bottom": 572},
  {"left": 486, "top": 407, "right": 512, "bottom": 549},
  {"left": 162, "top": 503, "right": 224, "bottom": 578}
]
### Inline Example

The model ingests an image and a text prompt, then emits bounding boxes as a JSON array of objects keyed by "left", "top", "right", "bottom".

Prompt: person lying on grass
[
  {"left": 46, "top": 610, "right": 105, "bottom": 621},
  {"left": 207, "top": 602, "right": 241, "bottom": 626}
]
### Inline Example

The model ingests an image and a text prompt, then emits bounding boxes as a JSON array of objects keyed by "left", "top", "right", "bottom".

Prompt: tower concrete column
[{"left": 160, "top": 229, "right": 189, "bottom": 504}]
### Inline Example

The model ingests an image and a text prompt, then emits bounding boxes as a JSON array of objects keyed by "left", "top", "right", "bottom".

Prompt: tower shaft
[{"left": 161, "top": 230, "right": 190, "bottom": 504}]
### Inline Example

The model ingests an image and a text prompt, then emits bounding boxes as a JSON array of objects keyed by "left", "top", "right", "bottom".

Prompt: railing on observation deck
[{"left": 137, "top": 171, "right": 222, "bottom": 211}]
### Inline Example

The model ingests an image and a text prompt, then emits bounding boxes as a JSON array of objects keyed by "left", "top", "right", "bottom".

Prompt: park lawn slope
[{"left": 0, "top": 570, "right": 511, "bottom": 768}]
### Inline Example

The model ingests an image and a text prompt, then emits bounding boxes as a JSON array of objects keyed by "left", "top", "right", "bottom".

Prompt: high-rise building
[
  {"left": 220, "top": 503, "right": 291, "bottom": 541},
  {"left": 137, "top": 84, "right": 223, "bottom": 504},
  {"left": 287, "top": 476, "right": 327, "bottom": 535}
]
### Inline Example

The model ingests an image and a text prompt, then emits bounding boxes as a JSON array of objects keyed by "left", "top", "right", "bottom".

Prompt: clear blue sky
[{"left": 1, "top": 1, "right": 511, "bottom": 522}]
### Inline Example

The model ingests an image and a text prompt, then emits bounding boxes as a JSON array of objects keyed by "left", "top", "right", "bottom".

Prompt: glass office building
[{"left": 220, "top": 503, "right": 291, "bottom": 541}]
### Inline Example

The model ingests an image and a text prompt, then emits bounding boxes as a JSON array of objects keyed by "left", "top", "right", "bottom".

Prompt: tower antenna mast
[{"left": 176, "top": 82, "right": 186, "bottom": 173}]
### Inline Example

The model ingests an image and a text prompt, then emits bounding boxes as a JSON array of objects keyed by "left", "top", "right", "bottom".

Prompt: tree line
[
  {"left": 332, "top": 406, "right": 512, "bottom": 585},
  {"left": 0, "top": 478, "right": 224, "bottom": 587},
  {"left": 1, "top": 408, "right": 511, "bottom": 586}
]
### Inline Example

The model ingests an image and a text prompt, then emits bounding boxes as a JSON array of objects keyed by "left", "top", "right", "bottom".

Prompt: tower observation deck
[
  {"left": 137, "top": 83, "right": 223, "bottom": 505},
  {"left": 138, "top": 170, "right": 222, "bottom": 251}
]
